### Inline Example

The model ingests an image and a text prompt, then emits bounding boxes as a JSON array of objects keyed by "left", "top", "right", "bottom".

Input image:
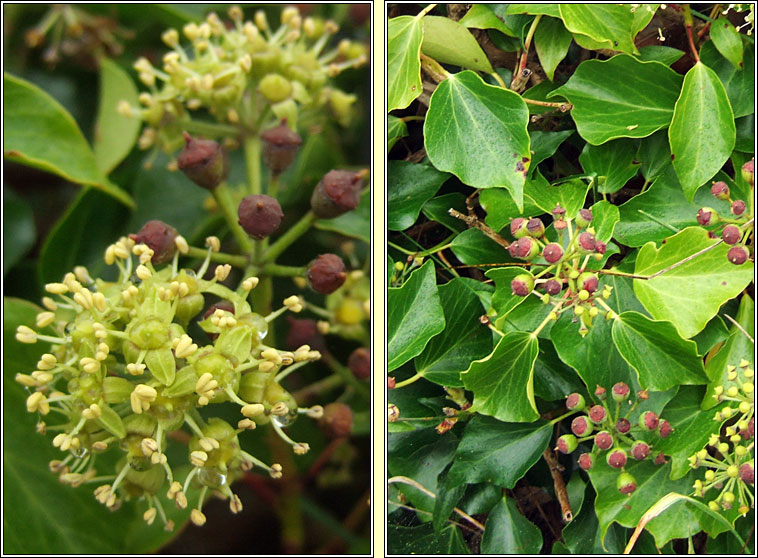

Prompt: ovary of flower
[
  {"left": 199, "top": 437, "right": 220, "bottom": 452},
  {"left": 36, "top": 311, "right": 56, "bottom": 328},
  {"left": 16, "top": 325, "right": 37, "bottom": 344},
  {"left": 242, "top": 276, "right": 259, "bottom": 291},
  {"left": 45, "top": 282, "right": 69, "bottom": 295},
  {"left": 80, "top": 357, "right": 101, "bottom": 374},
  {"left": 241, "top": 403, "right": 265, "bottom": 418},
  {"left": 190, "top": 450, "right": 208, "bottom": 467},
  {"left": 26, "top": 392, "right": 50, "bottom": 415},
  {"left": 174, "top": 334, "right": 198, "bottom": 359},
  {"left": 214, "top": 264, "right": 231, "bottom": 282},
  {"left": 136, "top": 264, "right": 152, "bottom": 281},
  {"left": 82, "top": 403, "right": 102, "bottom": 420},
  {"left": 174, "top": 235, "right": 189, "bottom": 254}
]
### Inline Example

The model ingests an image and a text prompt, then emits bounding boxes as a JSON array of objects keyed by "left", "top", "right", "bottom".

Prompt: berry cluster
[
  {"left": 689, "top": 360, "right": 754, "bottom": 515},
  {"left": 696, "top": 159, "right": 754, "bottom": 266},
  {"left": 556, "top": 385, "right": 672, "bottom": 495},
  {"left": 509, "top": 207, "right": 615, "bottom": 336}
]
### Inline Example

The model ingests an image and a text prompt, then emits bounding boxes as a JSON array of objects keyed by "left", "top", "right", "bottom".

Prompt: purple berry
[
  {"left": 177, "top": 132, "right": 229, "bottom": 190},
  {"left": 658, "top": 419, "right": 673, "bottom": 438},
  {"left": 261, "top": 119, "right": 302, "bottom": 176},
  {"left": 513, "top": 237, "right": 539, "bottom": 260},
  {"left": 722, "top": 225, "right": 741, "bottom": 245},
  {"left": 238, "top": 194, "right": 284, "bottom": 239},
  {"left": 571, "top": 416, "right": 592, "bottom": 437},
  {"left": 577, "top": 272, "right": 599, "bottom": 294},
  {"left": 552, "top": 205, "right": 566, "bottom": 220},
  {"left": 566, "top": 393, "right": 586, "bottom": 411},
  {"left": 639, "top": 411, "right": 659, "bottom": 431},
  {"left": 739, "top": 462, "right": 754, "bottom": 484},
  {"left": 588, "top": 405, "right": 607, "bottom": 424},
  {"left": 727, "top": 245, "right": 749, "bottom": 265},
  {"left": 654, "top": 452, "right": 666, "bottom": 465},
  {"left": 556, "top": 434, "right": 578, "bottom": 454},
  {"left": 616, "top": 418, "right": 631, "bottom": 434},
  {"left": 542, "top": 243, "right": 563, "bottom": 263},
  {"left": 631, "top": 441, "right": 650, "bottom": 460},
  {"left": 311, "top": 170, "right": 363, "bottom": 219},
  {"left": 595, "top": 241, "right": 607, "bottom": 255},
  {"left": 607, "top": 449, "right": 627, "bottom": 469},
  {"left": 307, "top": 254, "right": 347, "bottom": 294},
  {"left": 128, "top": 220, "right": 178, "bottom": 264},
  {"left": 510, "top": 217, "right": 529, "bottom": 239},
  {"left": 595, "top": 431, "right": 613, "bottom": 450},
  {"left": 731, "top": 199, "right": 746, "bottom": 216},
  {"left": 711, "top": 181, "right": 730, "bottom": 201},
  {"left": 318, "top": 402, "right": 353, "bottom": 439},
  {"left": 526, "top": 217, "right": 545, "bottom": 237},
  {"left": 611, "top": 382, "right": 630, "bottom": 403},
  {"left": 543, "top": 279, "right": 562, "bottom": 295},
  {"left": 617, "top": 472, "right": 637, "bottom": 495},
  {"left": 578, "top": 453, "right": 593, "bottom": 470},
  {"left": 576, "top": 208, "right": 593, "bottom": 228},
  {"left": 578, "top": 232, "right": 596, "bottom": 253},
  {"left": 348, "top": 347, "right": 370, "bottom": 380},
  {"left": 742, "top": 158, "right": 754, "bottom": 187},
  {"left": 511, "top": 274, "right": 535, "bottom": 297},
  {"left": 696, "top": 207, "right": 719, "bottom": 226}
]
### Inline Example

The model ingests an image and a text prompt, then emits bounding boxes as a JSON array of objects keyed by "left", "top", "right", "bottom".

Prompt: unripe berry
[
  {"left": 577, "top": 452, "right": 593, "bottom": 470},
  {"left": 514, "top": 237, "right": 540, "bottom": 260},
  {"left": 542, "top": 243, "right": 563, "bottom": 263},
  {"left": 588, "top": 404, "right": 607, "bottom": 424},
  {"left": 595, "top": 431, "right": 613, "bottom": 450},
  {"left": 129, "top": 220, "right": 178, "bottom": 264},
  {"left": 576, "top": 272, "right": 599, "bottom": 294},
  {"left": 348, "top": 347, "right": 370, "bottom": 380},
  {"left": 543, "top": 279, "right": 562, "bottom": 295},
  {"left": 577, "top": 232, "right": 596, "bottom": 253},
  {"left": 526, "top": 217, "right": 545, "bottom": 237},
  {"left": 575, "top": 208, "right": 593, "bottom": 228},
  {"left": 177, "top": 132, "right": 229, "bottom": 190},
  {"left": 721, "top": 225, "right": 741, "bottom": 245},
  {"left": 742, "top": 158, "right": 754, "bottom": 187},
  {"left": 631, "top": 440, "right": 650, "bottom": 460},
  {"left": 318, "top": 402, "right": 353, "bottom": 439},
  {"left": 571, "top": 416, "right": 592, "bottom": 436},
  {"left": 238, "top": 194, "right": 284, "bottom": 239},
  {"left": 510, "top": 217, "right": 529, "bottom": 239},
  {"left": 261, "top": 119, "right": 302, "bottom": 176},
  {"left": 595, "top": 241, "right": 607, "bottom": 255},
  {"left": 654, "top": 452, "right": 666, "bottom": 465},
  {"left": 739, "top": 462, "right": 754, "bottom": 484},
  {"left": 658, "top": 419, "right": 673, "bottom": 438},
  {"left": 307, "top": 254, "right": 347, "bottom": 294},
  {"left": 566, "top": 392, "right": 586, "bottom": 411},
  {"left": 607, "top": 448, "right": 627, "bottom": 469},
  {"left": 556, "top": 434, "right": 578, "bottom": 454},
  {"left": 639, "top": 411, "right": 659, "bottom": 431},
  {"left": 552, "top": 205, "right": 566, "bottom": 221},
  {"left": 594, "top": 385, "right": 607, "bottom": 400},
  {"left": 727, "top": 245, "right": 749, "bottom": 265},
  {"left": 711, "top": 181, "right": 730, "bottom": 201},
  {"left": 611, "top": 382, "right": 630, "bottom": 402},
  {"left": 731, "top": 199, "right": 746, "bottom": 216},
  {"left": 696, "top": 207, "right": 719, "bottom": 226},
  {"left": 511, "top": 274, "right": 534, "bottom": 297},
  {"left": 617, "top": 472, "right": 637, "bottom": 495},
  {"left": 311, "top": 170, "right": 363, "bottom": 219},
  {"left": 616, "top": 417, "right": 631, "bottom": 434}
]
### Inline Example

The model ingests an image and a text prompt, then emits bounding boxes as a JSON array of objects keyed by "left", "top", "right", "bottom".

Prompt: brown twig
[
  {"left": 543, "top": 447, "right": 573, "bottom": 522},
  {"left": 448, "top": 208, "right": 511, "bottom": 250},
  {"left": 682, "top": 5, "right": 700, "bottom": 62}
]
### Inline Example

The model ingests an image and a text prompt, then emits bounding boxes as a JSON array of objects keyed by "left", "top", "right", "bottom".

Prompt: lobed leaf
[
  {"left": 481, "top": 497, "right": 543, "bottom": 554},
  {"left": 387, "top": 160, "right": 450, "bottom": 231}
]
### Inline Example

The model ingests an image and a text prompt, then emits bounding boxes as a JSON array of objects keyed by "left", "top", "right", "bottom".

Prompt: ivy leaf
[
  {"left": 414, "top": 278, "right": 494, "bottom": 387},
  {"left": 422, "top": 193, "right": 468, "bottom": 232},
  {"left": 450, "top": 228, "right": 509, "bottom": 265},
  {"left": 387, "top": 524, "right": 470, "bottom": 554},
  {"left": 558, "top": 5, "right": 639, "bottom": 54},
  {"left": 388, "top": 160, "right": 450, "bottom": 231},
  {"left": 479, "top": 189, "right": 544, "bottom": 232},
  {"left": 388, "top": 115, "right": 408, "bottom": 151},
  {"left": 709, "top": 17, "right": 744, "bottom": 69},
  {"left": 700, "top": 41, "right": 753, "bottom": 119},
  {"left": 388, "top": 16, "right": 423, "bottom": 111},
  {"left": 461, "top": 331, "right": 540, "bottom": 422},
  {"left": 578, "top": 138, "right": 640, "bottom": 194},
  {"left": 529, "top": 130, "right": 574, "bottom": 176},
  {"left": 3, "top": 188, "right": 36, "bottom": 275},
  {"left": 548, "top": 55, "right": 683, "bottom": 145},
  {"left": 636, "top": 129, "right": 672, "bottom": 183},
  {"left": 422, "top": 16, "right": 493, "bottom": 73},
  {"left": 481, "top": 497, "right": 543, "bottom": 554},
  {"left": 611, "top": 311, "right": 707, "bottom": 390},
  {"left": 589, "top": 200, "right": 620, "bottom": 243},
  {"left": 425, "top": 70, "right": 530, "bottom": 210},
  {"left": 525, "top": 171, "right": 589, "bottom": 218},
  {"left": 560, "top": 497, "right": 626, "bottom": 554},
  {"left": 433, "top": 466, "right": 467, "bottom": 532},
  {"left": 3, "top": 73, "right": 134, "bottom": 207},
  {"left": 669, "top": 62, "right": 736, "bottom": 201},
  {"left": 534, "top": 16, "right": 573, "bottom": 82},
  {"left": 459, "top": 4, "right": 516, "bottom": 36},
  {"left": 507, "top": 4, "right": 560, "bottom": 18},
  {"left": 388, "top": 260, "right": 445, "bottom": 372},
  {"left": 638, "top": 45, "right": 685, "bottom": 66},
  {"left": 447, "top": 416, "right": 552, "bottom": 487},
  {"left": 633, "top": 227, "right": 754, "bottom": 338},
  {"left": 487, "top": 267, "right": 534, "bottom": 319}
]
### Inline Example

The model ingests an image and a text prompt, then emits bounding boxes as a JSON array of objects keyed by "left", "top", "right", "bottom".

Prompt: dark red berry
[
  {"left": 727, "top": 245, "right": 749, "bottom": 265},
  {"left": 388, "top": 377, "right": 396, "bottom": 389},
  {"left": 607, "top": 449, "right": 627, "bottom": 469},
  {"left": 311, "top": 170, "right": 363, "bottom": 218},
  {"left": 711, "top": 181, "right": 730, "bottom": 201},
  {"left": 595, "top": 431, "right": 613, "bottom": 450},
  {"left": 658, "top": 419, "right": 673, "bottom": 438},
  {"left": 556, "top": 434, "right": 578, "bottom": 454},
  {"left": 578, "top": 232, "right": 596, "bottom": 252},
  {"left": 566, "top": 392, "right": 586, "bottom": 411},
  {"left": 543, "top": 243, "right": 564, "bottom": 263},
  {"left": 742, "top": 158, "right": 754, "bottom": 186},
  {"left": 510, "top": 217, "right": 528, "bottom": 238},
  {"left": 177, "top": 132, "right": 229, "bottom": 190},
  {"left": 552, "top": 205, "right": 566, "bottom": 219},
  {"left": 722, "top": 225, "right": 741, "bottom": 245},
  {"left": 543, "top": 279, "right": 562, "bottom": 295},
  {"left": 261, "top": 119, "right": 302, "bottom": 175},
  {"left": 588, "top": 404, "right": 607, "bottom": 424},
  {"left": 696, "top": 207, "right": 719, "bottom": 226},
  {"left": 654, "top": 452, "right": 666, "bottom": 465},
  {"left": 611, "top": 382, "right": 630, "bottom": 403},
  {"left": 631, "top": 441, "right": 650, "bottom": 460},
  {"left": 129, "top": 220, "right": 178, "bottom": 264},
  {"left": 576, "top": 208, "right": 593, "bottom": 228},
  {"left": 571, "top": 416, "right": 592, "bottom": 436},
  {"left": 238, "top": 194, "right": 284, "bottom": 239},
  {"left": 526, "top": 217, "right": 545, "bottom": 237},
  {"left": 578, "top": 453, "right": 593, "bottom": 470},
  {"left": 595, "top": 241, "right": 607, "bottom": 255},
  {"left": 511, "top": 274, "right": 534, "bottom": 297},
  {"left": 617, "top": 472, "right": 637, "bottom": 494},
  {"left": 577, "top": 272, "right": 599, "bottom": 294},
  {"left": 286, "top": 317, "right": 318, "bottom": 349},
  {"left": 513, "top": 237, "right": 538, "bottom": 260},
  {"left": 318, "top": 402, "right": 353, "bottom": 439},
  {"left": 731, "top": 199, "right": 746, "bottom": 216},
  {"left": 307, "top": 254, "right": 347, "bottom": 294},
  {"left": 739, "top": 462, "right": 754, "bottom": 484},
  {"left": 348, "top": 347, "right": 370, "bottom": 380},
  {"left": 616, "top": 418, "right": 631, "bottom": 434},
  {"left": 639, "top": 411, "right": 659, "bottom": 431}
]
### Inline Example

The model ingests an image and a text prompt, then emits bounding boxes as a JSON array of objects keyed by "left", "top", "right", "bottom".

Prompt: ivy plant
[{"left": 387, "top": 4, "right": 754, "bottom": 554}]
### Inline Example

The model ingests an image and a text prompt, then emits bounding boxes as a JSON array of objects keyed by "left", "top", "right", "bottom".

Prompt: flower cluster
[
  {"left": 695, "top": 158, "right": 754, "bottom": 266},
  {"left": 556, "top": 385, "right": 672, "bottom": 495},
  {"left": 15, "top": 230, "right": 336, "bottom": 530},
  {"left": 689, "top": 359, "right": 754, "bottom": 515},
  {"left": 118, "top": 6, "right": 368, "bottom": 165}
]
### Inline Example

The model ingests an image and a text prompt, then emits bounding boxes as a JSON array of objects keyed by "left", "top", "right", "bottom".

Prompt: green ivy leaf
[
  {"left": 525, "top": 171, "right": 590, "bottom": 218},
  {"left": 700, "top": 41, "right": 754, "bottom": 119},
  {"left": 479, "top": 189, "right": 544, "bottom": 232},
  {"left": 532, "top": 340, "right": 585, "bottom": 401},
  {"left": 487, "top": 267, "right": 534, "bottom": 319},
  {"left": 387, "top": 523, "right": 470, "bottom": 554},
  {"left": 388, "top": 260, "right": 445, "bottom": 372},
  {"left": 414, "top": 279, "right": 493, "bottom": 387},
  {"left": 529, "top": 130, "right": 574, "bottom": 176},
  {"left": 459, "top": 4, "right": 525, "bottom": 36},
  {"left": 507, "top": 4, "right": 560, "bottom": 18},
  {"left": 425, "top": 70, "right": 530, "bottom": 210},
  {"left": 388, "top": 15, "right": 424, "bottom": 111},
  {"left": 450, "top": 228, "right": 509, "bottom": 265},
  {"left": 669, "top": 62, "right": 736, "bottom": 200},
  {"left": 433, "top": 466, "right": 467, "bottom": 532},
  {"left": 388, "top": 160, "right": 450, "bottom": 231},
  {"left": 560, "top": 495, "right": 626, "bottom": 554},
  {"left": 633, "top": 227, "right": 754, "bottom": 338},
  {"left": 422, "top": 193, "right": 468, "bottom": 232},
  {"left": 3, "top": 73, "right": 134, "bottom": 207},
  {"left": 548, "top": 55, "right": 683, "bottom": 145},
  {"left": 636, "top": 129, "right": 672, "bottom": 183},
  {"left": 481, "top": 497, "right": 543, "bottom": 554},
  {"left": 579, "top": 138, "right": 640, "bottom": 194},
  {"left": 638, "top": 45, "right": 685, "bottom": 66},
  {"left": 589, "top": 200, "right": 620, "bottom": 243},
  {"left": 462, "top": 331, "right": 540, "bottom": 422},
  {"left": 422, "top": 16, "right": 493, "bottom": 73},
  {"left": 3, "top": 188, "right": 36, "bottom": 275},
  {"left": 558, "top": 5, "right": 639, "bottom": 54},
  {"left": 534, "top": 17, "right": 573, "bottom": 82},
  {"left": 387, "top": 115, "right": 408, "bottom": 151},
  {"left": 611, "top": 311, "right": 707, "bottom": 390},
  {"left": 447, "top": 416, "right": 552, "bottom": 487},
  {"left": 709, "top": 17, "right": 744, "bottom": 69}
]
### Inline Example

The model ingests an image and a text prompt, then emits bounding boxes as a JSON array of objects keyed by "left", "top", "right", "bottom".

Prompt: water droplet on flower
[
  {"left": 198, "top": 467, "right": 226, "bottom": 488},
  {"left": 272, "top": 407, "right": 298, "bottom": 428}
]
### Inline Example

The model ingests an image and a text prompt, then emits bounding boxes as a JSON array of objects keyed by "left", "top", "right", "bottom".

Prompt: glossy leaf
[
  {"left": 414, "top": 279, "right": 493, "bottom": 387},
  {"left": 507, "top": 4, "right": 560, "bottom": 18},
  {"left": 579, "top": 138, "right": 640, "bottom": 194},
  {"left": 481, "top": 497, "right": 543, "bottom": 554},
  {"left": 636, "top": 129, "right": 672, "bottom": 182},
  {"left": 387, "top": 524, "right": 469, "bottom": 554},
  {"left": 692, "top": 315, "right": 730, "bottom": 356},
  {"left": 387, "top": 160, "right": 450, "bottom": 231},
  {"left": 447, "top": 416, "right": 552, "bottom": 487},
  {"left": 709, "top": 17, "right": 743, "bottom": 69},
  {"left": 534, "top": 16, "right": 573, "bottom": 81},
  {"left": 424, "top": 70, "right": 530, "bottom": 210},
  {"left": 700, "top": 41, "right": 754, "bottom": 119},
  {"left": 387, "top": 115, "right": 408, "bottom": 151},
  {"left": 669, "top": 62, "right": 736, "bottom": 200},
  {"left": 487, "top": 267, "right": 534, "bottom": 319},
  {"left": 529, "top": 130, "right": 574, "bottom": 176},
  {"left": 459, "top": 4, "right": 516, "bottom": 36},
  {"left": 462, "top": 331, "right": 540, "bottom": 422},
  {"left": 3, "top": 188, "right": 36, "bottom": 274},
  {"left": 558, "top": 5, "right": 639, "bottom": 54},
  {"left": 638, "top": 45, "right": 685, "bottom": 66},
  {"left": 548, "top": 55, "right": 683, "bottom": 145},
  {"left": 633, "top": 227, "right": 754, "bottom": 338},
  {"left": 560, "top": 497, "right": 626, "bottom": 554},
  {"left": 479, "top": 188, "right": 544, "bottom": 232},
  {"left": 450, "top": 228, "right": 509, "bottom": 265},
  {"left": 3, "top": 73, "right": 133, "bottom": 207},
  {"left": 433, "top": 466, "right": 467, "bottom": 532},
  {"left": 388, "top": 16, "right": 423, "bottom": 111},
  {"left": 532, "top": 340, "right": 585, "bottom": 401},
  {"left": 589, "top": 200, "right": 620, "bottom": 243},
  {"left": 388, "top": 260, "right": 445, "bottom": 372},
  {"left": 93, "top": 59, "right": 140, "bottom": 175},
  {"left": 611, "top": 311, "right": 708, "bottom": 390},
  {"left": 525, "top": 171, "right": 589, "bottom": 218},
  {"left": 422, "top": 16, "right": 493, "bottom": 73},
  {"left": 422, "top": 193, "right": 468, "bottom": 232}
]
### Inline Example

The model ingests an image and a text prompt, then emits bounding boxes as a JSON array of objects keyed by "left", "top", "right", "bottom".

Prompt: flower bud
[
  {"left": 631, "top": 440, "right": 650, "bottom": 460},
  {"left": 639, "top": 411, "right": 659, "bottom": 431},
  {"left": 607, "top": 448, "right": 627, "bottom": 469},
  {"left": 348, "top": 347, "right": 370, "bottom": 380},
  {"left": 238, "top": 194, "right": 283, "bottom": 239},
  {"left": 658, "top": 419, "right": 673, "bottom": 438},
  {"left": 577, "top": 232, "right": 596, "bottom": 253},
  {"left": 611, "top": 382, "right": 630, "bottom": 403},
  {"left": 311, "top": 170, "right": 363, "bottom": 218},
  {"left": 727, "top": 245, "right": 749, "bottom": 265},
  {"left": 552, "top": 205, "right": 566, "bottom": 220},
  {"left": 259, "top": 73, "right": 292, "bottom": 103},
  {"left": 307, "top": 254, "right": 347, "bottom": 294},
  {"left": 261, "top": 119, "right": 302, "bottom": 175},
  {"left": 510, "top": 217, "right": 529, "bottom": 239},
  {"left": 721, "top": 225, "right": 741, "bottom": 245},
  {"left": 576, "top": 272, "right": 599, "bottom": 294},
  {"left": 129, "top": 220, "right": 179, "bottom": 264},
  {"left": 575, "top": 208, "right": 593, "bottom": 228},
  {"left": 542, "top": 243, "right": 563, "bottom": 264},
  {"left": 711, "top": 181, "right": 730, "bottom": 200},
  {"left": 578, "top": 452, "right": 593, "bottom": 470},
  {"left": 594, "top": 431, "right": 613, "bottom": 450},
  {"left": 318, "top": 402, "right": 353, "bottom": 439},
  {"left": 556, "top": 434, "right": 578, "bottom": 454},
  {"left": 696, "top": 207, "right": 719, "bottom": 226},
  {"left": 742, "top": 158, "right": 754, "bottom": 187},
  {"left": 571, "top": 416, "right": 592, "bottom": 436},
  {"left": 588, "top": 404, "right": 607, "bottom": 424},
  {"left": 511, "top": 274, "right": 534, "bottom": 297},
  {"left": 617, "top": 472, "right": 637, "bottom": 495},
  {"left": 566, "top": 392, "right": 585, "bottom": 411},
  {"left": 177, "top": 132, "right": 229, "bottom": 190},
  {"left": 616, "top": 417, "right": 631, "bottom": 434},
  {"left": 543, "top": 279, "right": 562, "bottom": 295},
  {"left": 526, "top": 217, "right": 545, "bottom": 237},
  {"left": 731, "top": 199, "right": 746, "bottom": 216}
]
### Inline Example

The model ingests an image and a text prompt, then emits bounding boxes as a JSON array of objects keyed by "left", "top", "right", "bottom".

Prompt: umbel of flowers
[{"left": 16, "top": 235, "right": 329, "bottom": 530}]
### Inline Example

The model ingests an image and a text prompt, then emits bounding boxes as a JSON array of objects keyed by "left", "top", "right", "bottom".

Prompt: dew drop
[
  {"left": 198, "top": 468, "right": 227, "bottom": 488},
  {"left": 72, "top": 447, "right": 88, "bottom": 459},
  {"left": 272, "top": 407, "right": 299, "bottom": 428}
]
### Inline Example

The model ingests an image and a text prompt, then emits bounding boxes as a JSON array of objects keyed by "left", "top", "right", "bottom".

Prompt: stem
[
  {"left": 511, "top": 15, "right": 541, "bottom": 91},
  {"left": 264, "top": 211, "right": 317, "bottom": 263},
  {"left": 393, "top": 371, "right": 424, "bottom": 389},
  {"left": 543, "top": 447, "right": 573, "bottom": 522},
  {"left": 682, "top": 5, "right": 701, "bottom": 62},
  {"left": 183, "top": 119, "right": 240, "bottom": 138},
  {"left": 489, "top": 71, "right": 507, "bottom": 89},
  {"left": 417, "top": 3, "right": 438, "bottom": 18},
  {"left": 243, "top": 134, "right": 262, "bottom": 196},
  {"left": 531, "top": 300, "right": 563, "bottom": 338},
  {"left": 448, "top": 208, "right": 510, "bottom": 250},
  {"left": 522, "top": 97, "right": 572, "bottom": 111},
  {"left": 262, "top": 263, "right": 306, "bottom": 277},
  {"left": 183, "top": 246, "right": 248, "bottom": 267},
  {"left": 724, "top": 314, "right": 755, "bottom": 344},
  {"left": 268, "top": 173, "right": 280, "bottom": 201},
  {"left": 212, "top": 183, "right": 253, "bottom": 253}
]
